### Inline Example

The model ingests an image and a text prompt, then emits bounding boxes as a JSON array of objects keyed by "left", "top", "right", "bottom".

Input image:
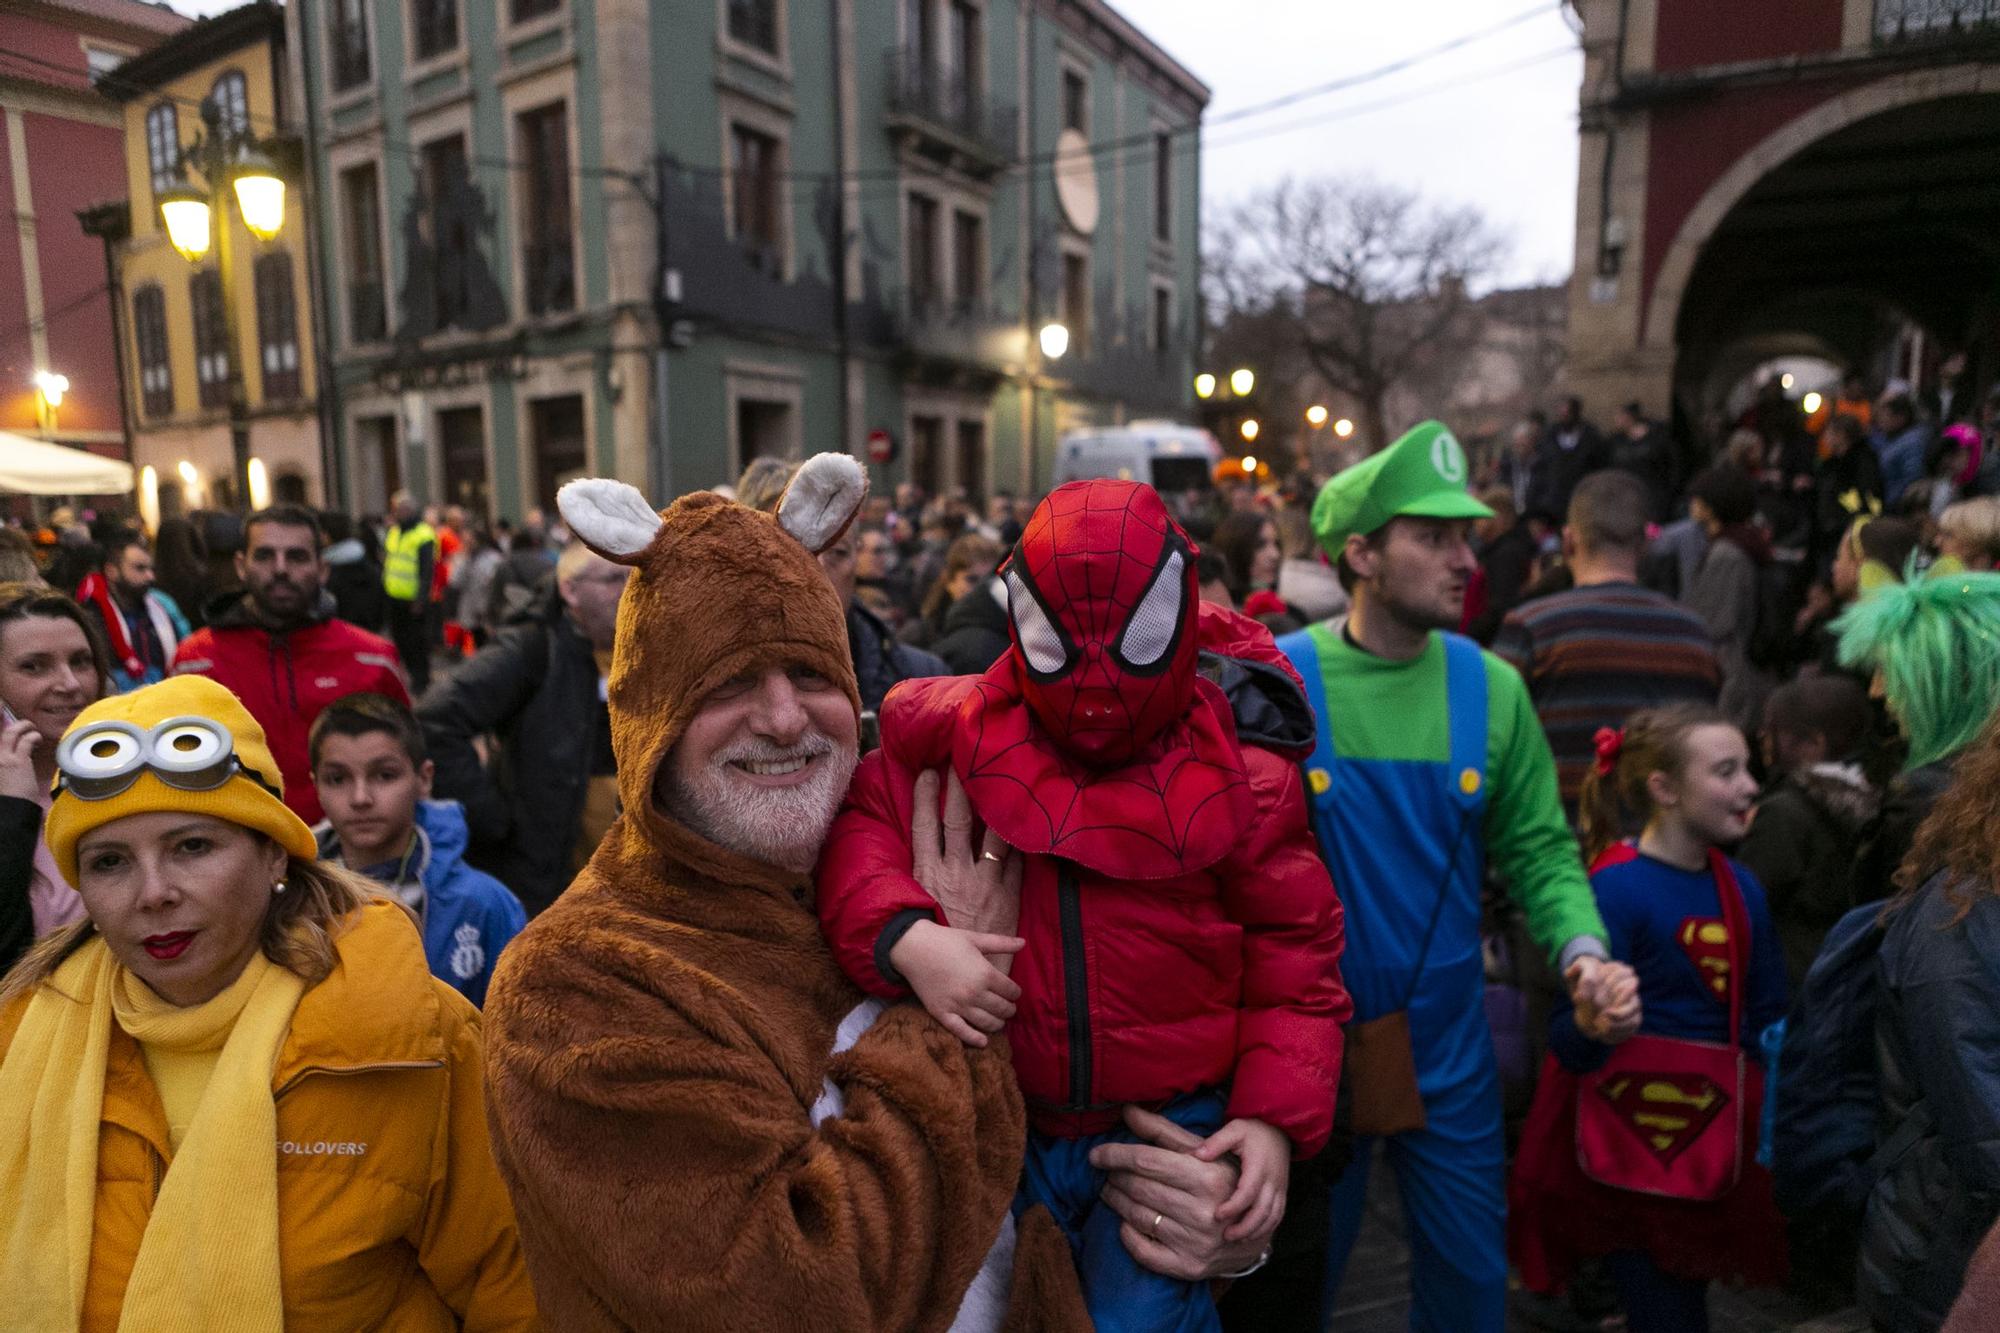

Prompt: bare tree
[{"left": 1211, "top": 178, "right": 1509, "bottom": 451}]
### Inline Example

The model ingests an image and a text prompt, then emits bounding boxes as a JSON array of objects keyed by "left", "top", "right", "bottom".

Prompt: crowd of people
[{"left": 0, "top": 361, "right": 1997, "bottom": 1331}]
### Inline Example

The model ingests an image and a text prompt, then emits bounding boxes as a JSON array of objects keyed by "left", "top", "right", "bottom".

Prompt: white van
[{"left": 1050, "top": 421, "right": 1221, "bottom": 497}]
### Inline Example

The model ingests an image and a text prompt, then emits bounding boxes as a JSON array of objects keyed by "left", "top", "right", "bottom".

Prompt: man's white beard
[{"left": 657, "top": 732, "right": 859, "bottom": 874}]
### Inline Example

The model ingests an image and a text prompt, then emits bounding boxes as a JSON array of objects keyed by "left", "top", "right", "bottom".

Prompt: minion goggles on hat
[{"left": 55, "top": 716, "right": 281, "bottom": 801}]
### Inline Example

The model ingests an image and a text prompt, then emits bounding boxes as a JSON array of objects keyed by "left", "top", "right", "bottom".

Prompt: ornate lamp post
[{"left": 155, "top": 93, "right": 289, "bottom": 512}]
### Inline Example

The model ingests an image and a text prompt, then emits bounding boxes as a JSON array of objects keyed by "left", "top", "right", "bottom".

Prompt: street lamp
[
  {"left": 1333, "top": 418, "right": 1355, "bottom": 439},
  {"left": 1230, "top": 368, "right": 1255, "bottom": 397},
  {"left": 1801, "top": 392, "right": 1824, "bottom": 415},
  {"left": 1194, "top": 372, "right": 1216, "bottom": 400},
  {"left": 1305, "top": 404, "right": 1328, "bottom": 428},
  {"left": 1039, "top": 322, "right": 1071, "bottom": 361},
  {"left": 1240, "top": 418, "right": 1260, "bottom": 443},
  {"left": 33, "top": 371, "right": 68, "bottom": 434},
  {"left": 156, "top": 93, "right": 291, "bottom": 511}
]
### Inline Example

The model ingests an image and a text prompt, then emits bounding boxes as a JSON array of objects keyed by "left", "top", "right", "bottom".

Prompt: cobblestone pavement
[{"left": 1326, "top": 1148, "right": 1869, "bottom": 1332}]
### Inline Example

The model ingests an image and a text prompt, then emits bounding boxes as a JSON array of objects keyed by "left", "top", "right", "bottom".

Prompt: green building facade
[{"left": 290, "top": 0, "right": 1205, "bottom": 516}]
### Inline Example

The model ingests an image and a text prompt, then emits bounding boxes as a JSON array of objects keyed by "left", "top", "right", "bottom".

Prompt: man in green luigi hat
[{"left": 1220, "top": 421, "right": 1640, "bottom": 1332}]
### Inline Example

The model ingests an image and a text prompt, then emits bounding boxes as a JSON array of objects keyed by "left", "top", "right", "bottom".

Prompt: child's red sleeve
[
  {"left": 814, "top": 747, "right": 944, "bottom": 998},
  {"left": 1220, "top": 749, "right": 1351, "bottom": 1159}
]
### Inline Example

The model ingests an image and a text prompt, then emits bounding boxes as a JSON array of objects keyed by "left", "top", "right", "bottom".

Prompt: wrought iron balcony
[
  {"left": 1875, "top": 0, "right": 2000, "bottom": 42},
  {"left": 890, "top": 296, "right": 1019, "bottom": 376},
  {"left": 884, "top": 46, "right": 1014, "bottom": 173}
]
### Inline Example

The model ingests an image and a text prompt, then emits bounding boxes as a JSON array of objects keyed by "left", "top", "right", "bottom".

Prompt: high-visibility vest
[{"left": 383, "top": 522, "right": 436, "bottom": 602}]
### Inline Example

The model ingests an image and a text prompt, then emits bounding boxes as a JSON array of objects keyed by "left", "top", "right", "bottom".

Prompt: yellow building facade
[{"left": 98, "top": 1, "right": 321, "bottom": 519}]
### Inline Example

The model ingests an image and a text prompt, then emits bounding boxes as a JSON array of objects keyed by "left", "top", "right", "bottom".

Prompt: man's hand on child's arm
[
  {"left": 888, "top": 918, "right": 1025, "bottom": 1049},
  {"left": 1194, "top": 1117, "right": 1291, "bottom": 1243}
]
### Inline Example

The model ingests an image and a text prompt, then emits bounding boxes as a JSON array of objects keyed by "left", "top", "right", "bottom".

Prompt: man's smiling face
[{"left": 654, "top": 662, "right": 860, "bottom": 873}]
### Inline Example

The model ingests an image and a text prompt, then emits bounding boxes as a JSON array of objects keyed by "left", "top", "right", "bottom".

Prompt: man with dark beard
[
  {"left": 1223, "top": 423, "right": 1639, "bottom": 1333},
  {"left": 171, "top": 504, "right": 409, "bottom": 824},
  {"left": 481, "top": 458, "right": 1264, "bottom": 1331}
]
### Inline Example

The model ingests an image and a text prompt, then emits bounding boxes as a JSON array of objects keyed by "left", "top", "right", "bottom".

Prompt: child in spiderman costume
[{"left": 817, "top": 479, "right": 1350, "bottom": 1332}]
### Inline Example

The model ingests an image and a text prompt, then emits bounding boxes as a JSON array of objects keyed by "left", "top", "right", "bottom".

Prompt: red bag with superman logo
[{"left": 1572, "top": 850, "right": 1753, "bottom": 1201}]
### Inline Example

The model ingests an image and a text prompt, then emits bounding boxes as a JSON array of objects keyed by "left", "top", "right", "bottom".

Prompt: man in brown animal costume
[{"left": 482, "top": 455, "right": 1099, "bottom": 1331}]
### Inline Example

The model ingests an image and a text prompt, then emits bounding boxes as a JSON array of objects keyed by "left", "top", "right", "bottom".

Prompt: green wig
[{"left": 1834, "top": 566, "right": 2000, "bottom": 769}]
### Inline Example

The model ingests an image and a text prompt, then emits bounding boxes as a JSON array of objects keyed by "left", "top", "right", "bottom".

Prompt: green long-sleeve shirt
[{"left": 1305, "top": 624, "right": 1609, "bottom": 966}]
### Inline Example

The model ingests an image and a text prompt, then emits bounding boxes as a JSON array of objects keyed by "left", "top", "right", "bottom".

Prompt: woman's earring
[{"left": 273, "top": 880, "right": 287, "bottom": 895}]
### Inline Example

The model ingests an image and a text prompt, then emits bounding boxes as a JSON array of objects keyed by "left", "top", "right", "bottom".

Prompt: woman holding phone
[{"left": 0, "top": 582, "right": 111, "bottom": 971}]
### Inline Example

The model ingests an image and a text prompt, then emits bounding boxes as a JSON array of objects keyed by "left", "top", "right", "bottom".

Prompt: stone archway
[{"left": 1641, "top": 61, "right": 2000, "bottom": 354}]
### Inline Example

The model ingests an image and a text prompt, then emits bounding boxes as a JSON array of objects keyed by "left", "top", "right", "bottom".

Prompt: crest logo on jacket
[
  {"left": 1594, "top": 1071, "right": 1730, "bottom": 1162},
  {"left": 449, "top": 922, "right": 485, "bottom": 981},
  {"left": 1677, "top": 916, "right": 1730, "bottom": 1000}
]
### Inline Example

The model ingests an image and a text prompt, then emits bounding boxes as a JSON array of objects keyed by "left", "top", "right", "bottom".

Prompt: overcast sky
[
  {"left": 1139, "top": 0, "right": 1584, "bottom": 287},
  {"left": 169, "top": 0, "right": 1583, "bottom": 285}
]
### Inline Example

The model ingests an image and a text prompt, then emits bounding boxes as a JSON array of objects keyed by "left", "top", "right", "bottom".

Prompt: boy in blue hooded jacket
[{"left": 310, "top": 692, "right": 526, "bottom": 1006}]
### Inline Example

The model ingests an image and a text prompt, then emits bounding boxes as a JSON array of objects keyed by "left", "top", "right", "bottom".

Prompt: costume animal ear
[
  {"left": 776, "top": 453, "right": 868, "bottom": 555},
  {"left": 557, "top": 478, "right": 664, "bottom": 566}
]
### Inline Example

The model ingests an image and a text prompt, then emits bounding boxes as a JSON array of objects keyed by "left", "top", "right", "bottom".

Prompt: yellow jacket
[{"left": 0, "top": 902, "right": 538, "bottom": 1331}]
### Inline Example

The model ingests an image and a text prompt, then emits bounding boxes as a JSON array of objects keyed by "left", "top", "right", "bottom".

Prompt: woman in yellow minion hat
[{"left": 0, "top": 675, "right": 537, "bottom": 1331}]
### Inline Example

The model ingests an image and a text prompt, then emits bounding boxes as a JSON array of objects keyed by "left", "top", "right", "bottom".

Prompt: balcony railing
[
  {"left": 1875, "top": 0, "right": 2000, "bottom": 42},
  {"left": 891, "top": 297, "right": 1018, "bottom": 374},
  {"left": 884, "top": 46, "right": 1014, "bottom": 170}
]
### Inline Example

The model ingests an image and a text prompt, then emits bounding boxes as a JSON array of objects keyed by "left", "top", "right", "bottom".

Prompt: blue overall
[{"left": 1275, "top": 629, "right": 1506, "bottom": 1333}]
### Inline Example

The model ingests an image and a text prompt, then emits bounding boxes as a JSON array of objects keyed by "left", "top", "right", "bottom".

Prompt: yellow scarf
[
  {"left": 116, "top": 950, "right": 269, "bottom": 1152},
  {"left": 0, "top": 936, "right": 304, "bottom": 1331}
]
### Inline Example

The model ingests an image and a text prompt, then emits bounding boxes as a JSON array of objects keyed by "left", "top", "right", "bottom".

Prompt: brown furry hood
[
  {"left": 1796, "top": 760, "right": 1882, "bottom": 831},
  {"left": 557, "top": 460, "right": 865, "bottom": 892}
]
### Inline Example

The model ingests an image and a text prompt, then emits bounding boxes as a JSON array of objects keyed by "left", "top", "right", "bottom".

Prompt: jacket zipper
[
  {"left": 1057, "top": 861, "right": 1092, "bottom": 1109},
  {"left": 273, "top": 1058, "right": 444, "bottom": 1100}
]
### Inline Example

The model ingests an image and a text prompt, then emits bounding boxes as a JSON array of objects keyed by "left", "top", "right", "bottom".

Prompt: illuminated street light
[
  {"left": 1334, "top": 418, "right": 1355, "bottom": 438},
  {"left": 1305, "top": 404, "right": 1329, "bottom": 427},
  {"left": 247, "top": 457, "right": 271, "bottom": 509},
  {"left": 1240, "top": 418, "right": 1260, "bottom": 443},
  {"left": 158, "top": 91, "right": 295, "bottom": 510},
  {"left": 1039, "top": 322, "right": 1070, "bottom": 360},
  {"left": 158, "top": 183, "right": 212, "bottom": 262},
  {"left": 1242, "top": 455, "right": 1258, "bottom": 472},
  {"left": 1780, "top": 373, "right": 1795, "bottom": 390},
  {"left": 231, "top": 150, "right": 286, "bottom": 241},
  {"left": 139, "top": 465, "right": 161, "bottom": 532},
  {"left": 1801, "top": 392, "right": 1824, "bottom": 415},
  {"left": 33, "top": 371, "right": 68, "bottom": 410},
  {"left": 1230, "top": 368, "right": 1255, "bottom": 397},
  {"left": 1194, "top": 372, "right": 1216, "bottom": 399},
  {"left": 177, "top": 459, "right": 199, "bottom": 486}
]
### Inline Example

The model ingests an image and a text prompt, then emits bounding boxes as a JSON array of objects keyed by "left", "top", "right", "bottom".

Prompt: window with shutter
[
  {"left": 189, "top": 271, "right": 231, "bottom": 410},
  {"left": 254, "top": 254, "right": 302, "bottom": 403},
  {"left": 132, "top": 286, "right": 173, "bottom": 418}
]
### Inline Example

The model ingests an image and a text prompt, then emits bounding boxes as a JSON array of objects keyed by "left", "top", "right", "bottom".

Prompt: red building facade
[
  {"left": 1566, "top": 0, "right": 2000, "bottom": 432},
  {"left": 0, "top": 0, "right": 185, "bottom": 457}
]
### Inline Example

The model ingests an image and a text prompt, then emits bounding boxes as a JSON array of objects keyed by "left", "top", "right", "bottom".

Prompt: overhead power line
[{"left": 0, "top": 1, "right": 1571, "bottom": 190}]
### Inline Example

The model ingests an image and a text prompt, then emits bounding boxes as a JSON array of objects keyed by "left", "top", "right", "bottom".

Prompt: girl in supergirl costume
[{"left": 1509, "top": 707, "right": 1790, "bottom": 1333}]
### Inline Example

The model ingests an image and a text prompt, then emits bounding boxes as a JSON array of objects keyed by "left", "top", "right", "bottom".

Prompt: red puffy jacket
[
  {"left": 817, "top": 614, "right": 1350, "bottom": 1156},
  {"left": 172, "top": 594, "right": 410, "bottom": 825}
]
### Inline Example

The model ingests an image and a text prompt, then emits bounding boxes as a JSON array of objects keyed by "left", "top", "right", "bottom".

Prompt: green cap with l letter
[{"left": 1311, "top": 419, "right": 1494, "bottom": 557}]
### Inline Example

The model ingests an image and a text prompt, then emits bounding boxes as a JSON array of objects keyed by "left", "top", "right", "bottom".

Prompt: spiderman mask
[{"left": 1004, "top": 481, "right": 1199, "bottom": 767}]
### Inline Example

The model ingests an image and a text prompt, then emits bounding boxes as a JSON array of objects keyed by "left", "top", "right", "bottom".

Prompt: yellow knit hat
[{"left": 43, "top": 676, "right": 319, "bottom": 888}]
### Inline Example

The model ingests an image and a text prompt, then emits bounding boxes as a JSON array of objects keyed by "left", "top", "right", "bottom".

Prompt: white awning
[{"left": 0, "top": 432, "right": 135, "bottom": 495}]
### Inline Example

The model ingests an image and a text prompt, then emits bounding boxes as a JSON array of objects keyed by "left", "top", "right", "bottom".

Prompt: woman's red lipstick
[{"left": 143, "top": 932, "right": 195, "bottom": 960}]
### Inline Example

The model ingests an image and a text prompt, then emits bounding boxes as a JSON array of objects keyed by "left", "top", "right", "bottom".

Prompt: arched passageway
[{"left": 1670, "top": 91, "right": 2000, "bottom": 433}]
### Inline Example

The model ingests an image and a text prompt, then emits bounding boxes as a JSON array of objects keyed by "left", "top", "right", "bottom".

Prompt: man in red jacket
[{"left": 172, "top": 504, "right": 409, "bottom": 825}]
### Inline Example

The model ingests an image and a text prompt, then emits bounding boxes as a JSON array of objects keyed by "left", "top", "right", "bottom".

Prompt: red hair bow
[{"left": 1593, "top": 727, "right": 1625, "bottom": 776}]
